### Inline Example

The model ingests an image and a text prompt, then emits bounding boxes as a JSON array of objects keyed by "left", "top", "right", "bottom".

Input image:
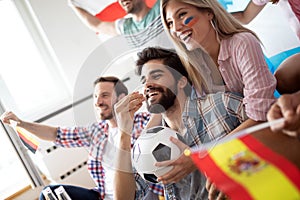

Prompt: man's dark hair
[
  {"left": 93, "top": 76, "right": 128, "bottom": 96},
  {"left": 136, "top": 47, "right": 192, "bottom": 95}
]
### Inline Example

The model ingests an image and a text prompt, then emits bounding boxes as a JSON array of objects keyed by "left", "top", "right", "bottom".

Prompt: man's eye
[
  {"left": 152, "top": 74, "right": 162, "bottom": 80},
  {"left": 140, "top": 78, "right": 146, "bottom": 84}
]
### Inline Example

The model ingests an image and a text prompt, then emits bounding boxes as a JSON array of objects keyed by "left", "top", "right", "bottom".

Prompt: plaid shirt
[
  {"left": 135, "top": 92, "right": 248, "bottom": 199},
  {"left": 171, "top": 92, "right": 247, "bottom": 200},
  {"left": 55, "top": 112, "right": 164, "bottom": 199},
  {"left": 182, "top": 92, "right": 247, "bottom": 146}
]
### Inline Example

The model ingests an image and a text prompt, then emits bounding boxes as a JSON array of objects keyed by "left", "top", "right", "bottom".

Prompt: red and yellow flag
[
  {"left": 190, "top": 135, "right": 300, "bottom": 200},
  {"left": 9, "top": 120, "right": 39, "bottom": 153},
  {"left": 15, "top": 126, "right": 39, "bottom": 153}
]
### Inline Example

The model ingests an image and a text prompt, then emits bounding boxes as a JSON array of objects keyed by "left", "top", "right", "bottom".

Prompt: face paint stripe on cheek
[{"left": 184, "top": 16, "right": 198, "bottom": 27}]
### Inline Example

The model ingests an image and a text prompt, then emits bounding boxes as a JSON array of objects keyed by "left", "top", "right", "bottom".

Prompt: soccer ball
[{"left": 132, "top": 126, "right": 182, "bottom": 183}]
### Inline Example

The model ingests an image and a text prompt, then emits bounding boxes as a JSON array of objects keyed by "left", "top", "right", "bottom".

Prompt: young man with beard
[
  {"left": 1, "top": 76, "right": 164, "bottom": 200},
  {"left": 69, "top": 0, "right": 173, "bottom": 48},
  {"left": 113, "top": 47, "right": 248, "bottom": 199}
]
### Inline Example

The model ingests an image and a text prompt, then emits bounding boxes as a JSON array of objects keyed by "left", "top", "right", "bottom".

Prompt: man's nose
[
  {"left": 145, "top": 84, "right": 155, "bottom": 94},
  {"left": 95, "top": 97, "right": 103, "bottom": 106}
]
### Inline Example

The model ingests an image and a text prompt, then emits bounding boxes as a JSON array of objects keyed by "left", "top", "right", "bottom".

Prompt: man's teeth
[{"left": 149, "top": 92, "right": 158, "bottom": 97}]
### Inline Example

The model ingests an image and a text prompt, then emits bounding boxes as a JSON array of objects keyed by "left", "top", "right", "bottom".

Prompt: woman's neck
[{"left": 201, "top": 28, "right": 220, "bottom": 66}]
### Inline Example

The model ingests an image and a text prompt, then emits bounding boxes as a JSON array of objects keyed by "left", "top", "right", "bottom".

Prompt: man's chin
[
  {"left": 100, "top": 113, "right": 113, "bottom": 121},
  {"left": 148, "top": 104, "right": 166, "bottom": 114},
  {"left": 123, "top": 6, "right": 132, "bottom": 13}
]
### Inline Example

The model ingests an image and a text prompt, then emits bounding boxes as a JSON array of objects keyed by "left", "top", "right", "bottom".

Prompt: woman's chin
[{"left": 183, "top": 41, "right": 198, "bottom": 51}]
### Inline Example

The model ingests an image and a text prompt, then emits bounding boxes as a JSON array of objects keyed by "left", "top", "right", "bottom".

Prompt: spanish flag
[
  {"left": 188, "top": 120, "right": 300, "bottom": 200},
  {"left": 10, "top": 120, "right": 39, "bottom": 153}
]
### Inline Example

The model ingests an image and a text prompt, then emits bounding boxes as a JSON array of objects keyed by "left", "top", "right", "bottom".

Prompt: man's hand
[
  {"left": 114, "top": 92, "right": 145, "bottom": 134},
  {"left": 267, "top": 91, "right": 300, "bottom": 138},
  {"left": 0, "top": 111, "right": 21, "bottom": 125},
  {"left": 206, "top": 178, "right": 229, "bottom": 200},
  {"left": 155, "top": 136, "right": 197, "bottom": 184}
]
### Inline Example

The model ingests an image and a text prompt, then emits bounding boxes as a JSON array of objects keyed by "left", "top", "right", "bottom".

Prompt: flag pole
[{"left": 185, "top": 118, "right": 285, "bottom": 156}]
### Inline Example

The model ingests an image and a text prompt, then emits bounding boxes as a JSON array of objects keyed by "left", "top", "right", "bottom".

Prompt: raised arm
[
  {"left": 114, "top": 92, "right": 145, "bottom": 200},
  {"left": 231, "top": 1, "right": 266, "bottom": 24},
  {"left": 69, "top": 3, "right": 119, "bottom": 36},
  {"left": 1, "top": 111, "right": 58, "bottom": 141},
  {"left": 114, "top": 129, "right": 136, "bottom": 200}
]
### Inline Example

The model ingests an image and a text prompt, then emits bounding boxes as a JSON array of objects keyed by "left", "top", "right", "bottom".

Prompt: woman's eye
[
  {"left": 166, "top": 21, "right": 173, "bottom": 29},
  {"left": 179, "top": 12, "right": 187, "bottom": 19}
]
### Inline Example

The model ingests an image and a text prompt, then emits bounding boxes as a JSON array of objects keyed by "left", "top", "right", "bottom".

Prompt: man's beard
[
  {"left": 127, "top": 1, "right": 143, "bottom": 14},
  {"left": 100, "top": 111, "right": 113, "bottom": 120},
  {"left": 146, "top": 86, "right": 177, "bottom": 114},
  {"left": 97, "top": 103, "right": 114, "bottom": 120}
]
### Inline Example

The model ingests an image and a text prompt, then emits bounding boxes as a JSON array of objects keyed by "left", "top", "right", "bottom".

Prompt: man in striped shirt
[{"left": 69, "top": 0, "right": 173, "bottom": 49}]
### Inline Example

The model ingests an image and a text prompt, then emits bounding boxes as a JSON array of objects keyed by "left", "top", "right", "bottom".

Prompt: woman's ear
[
  {"left": 207, "top": 11, "right": 214, "bottom": 20},
  {"left": 178, "top": 76, "right": 188, "bottom": 89}
]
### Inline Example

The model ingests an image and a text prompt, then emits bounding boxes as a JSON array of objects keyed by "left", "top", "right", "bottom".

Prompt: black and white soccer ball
[{"left": 132, "top": 126, "right": 182, "bottom": 183}]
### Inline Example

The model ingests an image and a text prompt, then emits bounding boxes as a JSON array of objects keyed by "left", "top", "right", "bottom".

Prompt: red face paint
[{"left": 184, "top": 16, "right": 198, "bottom": 27}]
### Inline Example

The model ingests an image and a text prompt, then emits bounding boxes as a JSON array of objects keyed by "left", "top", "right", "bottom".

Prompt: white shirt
[{"left": 102, "top": 127, "right": 119, "bottom": 200}]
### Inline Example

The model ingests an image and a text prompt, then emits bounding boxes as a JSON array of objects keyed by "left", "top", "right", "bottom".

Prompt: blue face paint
[{"left": 184, "top": 16, "right": 194, "bottom": 25}]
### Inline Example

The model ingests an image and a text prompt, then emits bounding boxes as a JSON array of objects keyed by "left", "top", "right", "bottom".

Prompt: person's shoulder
[
  {"left": 95, "top": 120, "right": 109, "bottom": 129},
  {"left": 116, "top": 15, "right": 133, "bottom": 25},
  {"left": 152, "top": 0, "right": 160, "bottom": 10},
  {"left": 231, "top": 32, "right": 257, "bottom": 42},
  {"left": 224, "top": 32, "right": 259, "bottom": 50}
]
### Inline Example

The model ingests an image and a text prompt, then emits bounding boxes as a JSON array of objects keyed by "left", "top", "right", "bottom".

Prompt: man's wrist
[
  {"left": 115, "top": 144, "right": 133, "bottom": 172},
  {"left": 118, "top": 131, "right": 132, "bottom": 151}
]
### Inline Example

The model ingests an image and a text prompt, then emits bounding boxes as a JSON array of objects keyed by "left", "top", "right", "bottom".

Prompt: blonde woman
[
  {"left": 161, "top": 1, "right": 277, "bottom": 198},
  {"left": 161, "top": 0, "right": 276, "bottom": 127}
]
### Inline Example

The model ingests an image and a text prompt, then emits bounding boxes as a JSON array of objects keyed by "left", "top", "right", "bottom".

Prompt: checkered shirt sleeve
[{"left": 183, "top": 92, "right": 248, "bottom": 145}]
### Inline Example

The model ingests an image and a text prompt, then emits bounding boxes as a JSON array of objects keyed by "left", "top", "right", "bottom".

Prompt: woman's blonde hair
[{"left": 160, "top": 0, "right": 259, "bottom": 94}]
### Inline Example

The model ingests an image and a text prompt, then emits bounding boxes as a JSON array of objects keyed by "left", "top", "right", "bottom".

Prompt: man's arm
[
  {"left": 267, "top": 91, "right": 300, "bottom": 138},
  {"left": 114, "top": 92, "right": 146, "bottom": 199},
  {"left": 69, "top": 4, "right": 119, "bottom": 36},
  {"left": 231, "top": 1, "right": 266, "bottom": 24},
  {"left": 1, "top": 111, "right": 58, "bottom": 141},
  {"left": 114, "top": 131, "right": 136, "bottom": 200}
]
